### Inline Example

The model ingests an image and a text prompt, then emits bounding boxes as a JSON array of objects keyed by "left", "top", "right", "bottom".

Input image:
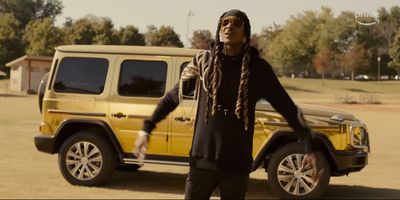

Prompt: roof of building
[{"left": 6, "top": 55, "right": 53, "bottom": 67}]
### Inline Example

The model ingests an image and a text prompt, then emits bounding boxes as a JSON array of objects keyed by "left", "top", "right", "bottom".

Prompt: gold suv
[{"left": 35, "top": 45, "right": 369, "bottom": 199}]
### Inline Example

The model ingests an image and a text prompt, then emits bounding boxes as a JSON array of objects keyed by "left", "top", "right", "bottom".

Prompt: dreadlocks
[{"left": 205, "top": 9, "right": 252, "bottom": 131}]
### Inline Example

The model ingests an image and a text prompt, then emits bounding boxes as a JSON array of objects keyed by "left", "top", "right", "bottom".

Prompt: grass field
[
  {"left": 279, "top": 78, "right": 400, "bottom": 104},
  {"left": 1, "top": 95, "right": 400, "bottom": 198},
  {"left": 1, "top": 78, "right": 399, "bottom": 104}
]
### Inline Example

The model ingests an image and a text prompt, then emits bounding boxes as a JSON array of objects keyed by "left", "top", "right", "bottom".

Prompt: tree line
[
  {"left": 256, "top": 6, "right": 400, "bottom": 79},
  {"left": 1, "top": 0, "right": 399, "bottom": 79},
  {"left": 0, "top": 0, "right": 187, "bottom": 76}
]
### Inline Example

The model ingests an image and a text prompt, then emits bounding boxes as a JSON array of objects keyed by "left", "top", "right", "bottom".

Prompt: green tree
[
  {"left": 335, "top": 11, "right": 358, "bottom": 53},
  {"left": 314, "top": 7, "right": 357, "bottom": 77},
  {"left": 190, "top": 29, "right": 213, "bottom": 49},
  {"left": 355, "top": 6, "right": 400, "bottom": 77},
  {"left": 376, "top": 6, "right": 400, "bottom": 77},
  {"left": 260, "top": 6, "right": 400, "bottom": 78},
  {"left": 62, "top": 17, "right": 97, "bottom": 44},
  {"left": 376, "top": 6, "right": 400, "bottom": 51},
  {"left": 0, "top": 0, "right": 63, "bottom": 29},
  {"left": 316, "top": 7, "right": 338, "bottom": 50},
  {"left": 258, "top": 23, "right": 282, "bottom": 63},
  {"left": 337, "top": 42, "right": 368, "bottom": 80},
  {"left": 388, "top": 30, "right": 400, "bottom": 75},
  {"left": 92, "top": 17, "right": 118, "bottom": 45},
  {"left": 0, "top": 0, "right": 63, "bottom": 75},
  {"left": 267, "top": 10, "right": 319, "bottom": 76},
  {"left": 313, "top": 48, "right": 334, "bottom": 84},
  {"left": 118, "top": 25, "right": 145, "bottom": 45},
  {"left": 145, "top": 25, "right": 183, "bottom": 47},
  {"left": 0, "top": 13, "right": 23, "bottom": 76},
  {"left": 63, "top": 16, "right": 120, "bottom": 45},
  {"left": 23, "top": 17, "right": 63, "bottom": 56}
]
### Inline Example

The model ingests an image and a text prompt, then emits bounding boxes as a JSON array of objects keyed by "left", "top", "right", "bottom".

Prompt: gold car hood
[{"left": 256, "top": 102, "right": 355, "bottom": 121}]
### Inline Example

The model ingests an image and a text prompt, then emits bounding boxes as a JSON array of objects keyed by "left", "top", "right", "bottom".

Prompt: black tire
[
  {"left": 38, "top": 72, "right": 49, "bottom": 114},
  {"left": 58, "top": 131, "right": 116, "bottom": 186},
  {"left": 267, "top": 143, "right": 330, "bottom": 199}
]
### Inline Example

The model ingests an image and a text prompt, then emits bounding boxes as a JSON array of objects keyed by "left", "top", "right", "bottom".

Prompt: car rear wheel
[
  {"left": 267, "top": 143, "right": 330, "bottom": 199},
  {"left": 58, "top": 132, "right": 116, "bottom": 186}
]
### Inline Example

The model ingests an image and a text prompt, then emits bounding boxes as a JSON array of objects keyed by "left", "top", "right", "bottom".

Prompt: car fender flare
[
  {"left": 53, "top": 118, "right": 124, "bottom": 162},
  {"left": 251, "top": 130, "right": 337, "bottom": 171}
]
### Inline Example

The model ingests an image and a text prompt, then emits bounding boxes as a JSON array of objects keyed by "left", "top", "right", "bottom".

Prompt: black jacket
[{"left": 142, "top": 47, "right": 316, "bottom": 172}]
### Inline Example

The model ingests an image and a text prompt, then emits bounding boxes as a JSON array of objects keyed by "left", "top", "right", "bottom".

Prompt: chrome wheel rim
[
  {"left": 66, "top": 141, "right": 103, "bottom": 180},
  {"left": 277, "top": 153, "right": 318, "bottom": 196}
]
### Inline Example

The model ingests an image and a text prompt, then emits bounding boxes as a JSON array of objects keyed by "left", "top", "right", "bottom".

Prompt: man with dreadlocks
[{"left": 134, "top": 9, "right": 322, "bottom": 199}]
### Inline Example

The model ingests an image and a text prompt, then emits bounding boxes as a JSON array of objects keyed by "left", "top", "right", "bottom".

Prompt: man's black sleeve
[
  {"left": 259, "top": 60, "right": 317, "bottom": 153},
  {"left": 142, "top": 83, "right": 180, "bottom": 134}
]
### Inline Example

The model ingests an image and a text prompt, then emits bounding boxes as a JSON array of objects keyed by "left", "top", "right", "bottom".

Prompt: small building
[{"left": 6, "top": 55, "right": 53, "bottom": 93}]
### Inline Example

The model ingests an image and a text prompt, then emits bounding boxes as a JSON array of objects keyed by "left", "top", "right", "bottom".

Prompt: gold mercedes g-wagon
[{"left": 35, "top": 45, "right": 369, "bottom": 199}]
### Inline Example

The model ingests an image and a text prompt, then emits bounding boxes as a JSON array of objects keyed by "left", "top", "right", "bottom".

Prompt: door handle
[
  {"left": 174, "top": 116, "right": 192, "bottom": 122},
  {"left": 111, "top": 112, "right": 127, "bottom": 119}
]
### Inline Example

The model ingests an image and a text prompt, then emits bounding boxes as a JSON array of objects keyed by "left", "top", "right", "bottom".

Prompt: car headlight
[{"left": 349, "top": 123, "right": 370, "bottom": 151}]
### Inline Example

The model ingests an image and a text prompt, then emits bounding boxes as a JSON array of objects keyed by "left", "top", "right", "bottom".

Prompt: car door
[
  {"left": 108, "top": 55, "right": 174, "bottom": 155},
  {"left": 169, "top": 58, "right": 197, "bottom": 156}
]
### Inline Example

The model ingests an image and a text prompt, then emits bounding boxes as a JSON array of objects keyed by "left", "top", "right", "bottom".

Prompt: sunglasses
[{"left": 220, "top": 16, "right": 244, "bottom": 28}]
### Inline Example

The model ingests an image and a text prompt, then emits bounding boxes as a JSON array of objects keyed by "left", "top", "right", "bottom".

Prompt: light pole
[
  {"left": 186, "top": 10, "right": 195, "bottom": 47},
  {"left": 377, "top": 56, "right": 381, "bottom": 81}
]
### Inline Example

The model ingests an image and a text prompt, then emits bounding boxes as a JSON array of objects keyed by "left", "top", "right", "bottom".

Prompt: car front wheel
[
  {"left": 58, "top": 132, "right": 116, "bottom": 186},
  {"left": 267, "top": 143, "right": 330, "bottom": 199}
]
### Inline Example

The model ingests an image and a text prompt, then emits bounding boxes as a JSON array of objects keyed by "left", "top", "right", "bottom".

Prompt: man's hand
[
  {"left": 301, "top": 152, "right": 324, "bottom": 182},
  {"left": 133, "top": 130, "right": 149, "bottom": 165}
]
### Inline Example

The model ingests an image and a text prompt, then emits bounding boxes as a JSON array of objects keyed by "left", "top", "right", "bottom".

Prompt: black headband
[{"left": 222, "top": 9, "right": 246, "bottom": 19}]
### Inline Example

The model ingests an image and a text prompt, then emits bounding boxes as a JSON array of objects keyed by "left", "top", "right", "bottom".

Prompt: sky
[{"left": 55, "top": 0, "right": 400, "bottom": 46}]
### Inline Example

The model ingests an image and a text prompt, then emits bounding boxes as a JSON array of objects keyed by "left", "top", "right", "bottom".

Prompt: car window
[
  {"left": 53, "top": 57, "right": 108, "bottom": 94},
  {"left": 118, "top": 60, "right": 167, "bottom": 97},
  {"left": 179, "top": 62, "right": 196, "bottom": 99}
]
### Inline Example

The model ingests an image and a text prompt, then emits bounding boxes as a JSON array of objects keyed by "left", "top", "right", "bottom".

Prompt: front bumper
[
  {"left": 332, "top": 150, "right": 368, "bottom": 174},
  {"left": 34, "top": 135, "right": 56, "bottom": 154}
]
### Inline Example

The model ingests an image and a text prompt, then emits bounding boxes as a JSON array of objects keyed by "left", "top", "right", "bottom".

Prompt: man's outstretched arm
[
  {"left": 259, "top": 60, "right": 323, "bottom": 181},
  {"left": 133, "top": 83, "right": 180, "bottom": 162}
]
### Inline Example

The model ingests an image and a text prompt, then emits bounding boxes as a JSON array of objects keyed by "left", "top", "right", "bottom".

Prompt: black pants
[{"left": 184, "top": 167, "right": 249, "bottom": 199}]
